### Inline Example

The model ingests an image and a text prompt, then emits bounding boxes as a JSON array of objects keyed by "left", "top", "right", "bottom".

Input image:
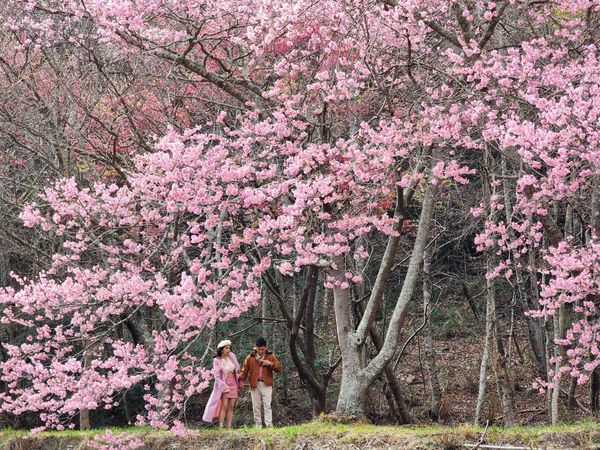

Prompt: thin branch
[
  {"left": 478, "top": 1, "right": 510, "bottom": 49},
  {"left": 377, "top": 0, "right": 462, "bottom": 48}
]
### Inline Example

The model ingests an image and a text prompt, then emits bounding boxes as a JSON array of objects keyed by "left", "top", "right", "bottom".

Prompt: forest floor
[
  {"left": 331, "top": 311, "right": 595, "bottom": 427},
  {"left": 2, "top": 421, "right": 600, "bottom": 449},
  {"left": 256, "top": 315, "right": 594, "bottom": 428}
]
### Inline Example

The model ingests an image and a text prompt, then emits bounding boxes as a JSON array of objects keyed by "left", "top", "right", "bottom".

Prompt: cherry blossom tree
[{"left": 460, "top": 2, "right": 600, "bottom": 423}]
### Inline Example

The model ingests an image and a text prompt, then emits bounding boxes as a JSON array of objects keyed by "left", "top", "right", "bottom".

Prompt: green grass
[
  {"left": 3, "top": 421, "right": 598, "bottom": 437},
  {"left": 1, "top": 420, "right": 600, "bottom": 449}
]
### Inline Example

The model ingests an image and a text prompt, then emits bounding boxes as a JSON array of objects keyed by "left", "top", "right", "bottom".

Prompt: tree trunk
[
  {"left": 3, "top": 325, "right": 19, "bottom": 428},
  {"left": 80, "top": 341, "right": 92, "bottom": 430},
  {"left": 475, "top": 252, "right": 516, "bottom": 426},
  {"left": 521, "top": 264, "right": 547, "bottom": 378},
  {"left": 564, "top": 204, "right": 579, "bottom": 414},
  {"left": 567, "top": 376, "right": 577, "bottom": 411},
  {"left": 423, "top": 247, "right": 442, "bottom": 421},
  {"left": 336, "top": 373, "right": 368, "bottom": 416},
  {"left": 550, "top": 201, "right": 568, "bottom": 423},
  {"left": 475, "top": 153, "right": 495, "bottom": 425},
  {"left": 289, "top": 266, "right": 328, "bottom": 415},
  {"left": 501, "top": 155, "right": 546, "bottom": 376},
  {"left": 591, "top": 176, "right": 600, "bottom": 413},
  {"left": 474, "top": 256, "right": 493, "bottom": 425},
  {"left": 365, "top": 308, "right": 412, "bottom": 424},
  {"left": 592, "top": 369, "right": 600, "bottom": 413},
  {"left": 331, "top": 253, "right": 366, "bottom": 415},
  {"left": 333, "top": 180, "right": 436, "bottom": 416},
  {"left": 528, "top": 248, "right": 548, "bottom": 379},
  {"left": 462, "top": 283, "right": 480, "bottom": 322},
  {"left": 265, "top": 266, "right": 337, "bottom": 415},
  {"left": 494, "top": 324, "right": 516, "bottom": 426},
  {"left": 551, "top": 304, "right": 564, "bottom": 423},
  {"left": 304, "top": 268, "right": 317, "bottom": 379},
  {"left": 79, "top": 408, "right": 91, "bottom": 431},
  {"left": 0, "top": 251, "right": 8, "bottom": 287},
  {"left": 321, "top": 288, "right": 331, "bottom": 326},
  {"left": 262, "top": 290, "right": 269, "bottom": 337}
]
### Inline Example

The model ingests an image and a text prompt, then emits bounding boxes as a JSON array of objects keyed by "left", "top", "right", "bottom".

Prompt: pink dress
[
  {"left": 221, "top": 358, "right": 239, "bottom": 399},
  {"left": 202, "top": 353, "right": 240, "bottom": 422}
]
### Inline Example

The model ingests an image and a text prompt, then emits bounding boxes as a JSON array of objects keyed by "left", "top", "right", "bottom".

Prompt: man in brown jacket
[{"left": 238, "top": 337, "right": 282, "bottom": 427}]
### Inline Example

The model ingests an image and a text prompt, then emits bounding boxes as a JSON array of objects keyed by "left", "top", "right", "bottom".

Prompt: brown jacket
[{"left": 239, "top": 350, "right": 282, "bottom": 389}]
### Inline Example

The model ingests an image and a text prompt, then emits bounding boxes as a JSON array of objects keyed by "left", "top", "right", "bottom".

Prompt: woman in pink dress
[{"left": 202, "top": 339, "right": 240, "bottom": 428}]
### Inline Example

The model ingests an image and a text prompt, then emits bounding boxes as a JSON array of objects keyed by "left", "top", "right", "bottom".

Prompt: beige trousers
[{"left": 250, "top": 381, "right": 273, "bottom": 426}]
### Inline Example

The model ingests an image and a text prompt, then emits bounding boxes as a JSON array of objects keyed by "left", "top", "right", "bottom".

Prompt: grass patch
[{"left": 1, "top": 421, "right": 599, "bottom": 449}]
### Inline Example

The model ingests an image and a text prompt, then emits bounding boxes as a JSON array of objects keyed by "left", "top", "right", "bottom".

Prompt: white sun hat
[{"left": 217, "top": 339, "right": 232, "bottom": 349}]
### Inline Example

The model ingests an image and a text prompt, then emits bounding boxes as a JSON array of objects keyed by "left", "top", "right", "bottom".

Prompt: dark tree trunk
[
  {"left": 568, "top": 377, "right": 578, "bottom": 411},
  {"left": 592, "top": 368, "right": 600, "bottom": 413},
  {"left": 591, "top": 177, "right": 600, "bottom": 414},
  {"left": 353, "top": 299, "right": 412, "bottom": 424},
  {"left": 265, "top": 266, "right": 338, "bottom": 415},
  {"left": 462, "top": 283, "right": 480, "bottom": 322}
]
